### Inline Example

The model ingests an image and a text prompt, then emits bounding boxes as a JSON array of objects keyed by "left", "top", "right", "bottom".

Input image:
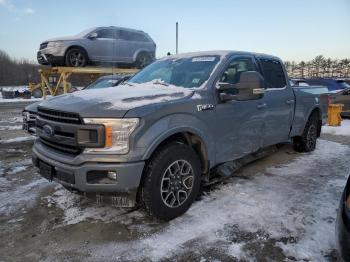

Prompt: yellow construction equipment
[
  {"left": 29, "top": 66, "right": 139, "bottom": 98},
  {"left": 327, "top": 103, "right": 343, "bottom": 126}
]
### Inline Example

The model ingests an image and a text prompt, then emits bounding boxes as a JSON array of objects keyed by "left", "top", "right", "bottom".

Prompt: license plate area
[{"left": 39, "top": 161, "right": 54, "bottom": 181}]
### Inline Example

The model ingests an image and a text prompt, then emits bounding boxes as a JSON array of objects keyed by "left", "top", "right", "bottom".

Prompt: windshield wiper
[
  {"left": 122, "top": 82, "right": 134, "bottom": 87},
  {"left": 153, "top": 80, "right": 169, "bottom": 86}
]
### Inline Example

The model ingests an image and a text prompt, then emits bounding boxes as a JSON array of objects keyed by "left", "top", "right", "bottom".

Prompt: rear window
[{"left": 259, "top": 59, "right": 286, "bottom": 89}]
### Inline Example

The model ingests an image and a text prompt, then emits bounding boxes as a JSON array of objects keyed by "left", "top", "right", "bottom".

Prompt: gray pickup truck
[{"left": 31, "top": 51, "right": 329, "bottom": 220}]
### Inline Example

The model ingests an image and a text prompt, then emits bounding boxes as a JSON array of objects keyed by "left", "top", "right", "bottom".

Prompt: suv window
[
  {"left": 220, "top": 57, "right": 256, "bottom": 84},
  {"left": 118, "top": 30, "right": 149, "bottom": 42},
  {"left": 96, "top": 29, "right": 115, "bottom": 39},
  {"left": 259, "top": 59, "right": 286, "bottom": 89}
]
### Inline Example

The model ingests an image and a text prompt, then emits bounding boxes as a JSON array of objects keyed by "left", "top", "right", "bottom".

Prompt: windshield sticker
[
  {"left": 192, "top": 78, "right": 200, "bottom": 84},
  {"left": 192, "top": 57, "right": 216, "bottom": 62}
]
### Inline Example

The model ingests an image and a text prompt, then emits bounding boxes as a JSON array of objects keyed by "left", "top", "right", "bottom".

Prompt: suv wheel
[
  {"left": 65, "top": 48, "right": 88, "bottom": 67},
  {"left": 135, "top": 52, "right": 151, "bottom": 69},
  {"left": 293, "top": 113, "right": 319, "bottom": 152},
  {"left": 140, "top": 143, "right": 201, "bottom": 221}
]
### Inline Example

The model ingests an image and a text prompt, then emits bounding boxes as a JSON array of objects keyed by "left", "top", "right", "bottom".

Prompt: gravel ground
[{"left": 0, "top": 102, "right": 349, "bottom": 262}]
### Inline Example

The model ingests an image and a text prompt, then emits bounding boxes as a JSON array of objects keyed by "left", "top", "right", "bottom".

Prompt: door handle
[
  {"left": 286, "top": 99, "right": 295, "bottom": 105},
  {"left": 256, "top": 103, "right": 267, "bottom": 109}
]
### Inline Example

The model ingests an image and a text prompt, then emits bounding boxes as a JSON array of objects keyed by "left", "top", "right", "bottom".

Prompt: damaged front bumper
[{"left": 32, "top": 142, "right": 145, "bottom": 207}]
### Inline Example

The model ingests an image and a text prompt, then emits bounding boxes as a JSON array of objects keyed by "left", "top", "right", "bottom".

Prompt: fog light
[{"left": 107, "top": 171, "right": 117, "bottom": 180}]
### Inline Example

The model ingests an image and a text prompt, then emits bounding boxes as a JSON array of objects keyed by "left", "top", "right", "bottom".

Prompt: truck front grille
[
  {"left": 39, "top": 137, "right": 82, "bottom": 155},
  {"left": 38, "top": 107, "right": 81, "bottom": 124}
]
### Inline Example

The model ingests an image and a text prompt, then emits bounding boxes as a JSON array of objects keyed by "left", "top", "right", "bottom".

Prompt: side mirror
[
  {"left": 217, "top": 71, "right": 265, "bottom": 102},
  {"left": 87, "top": 32, "right": 98, "bottom": 40}
]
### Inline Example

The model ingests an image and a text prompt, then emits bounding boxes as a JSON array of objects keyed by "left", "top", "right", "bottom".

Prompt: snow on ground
[
  {"left": 0, "top": 125, "right": 22, "bottom": 131},
  {"left": 322, "top": 119, "right": 350, "bottom": 136},
  {"left": 0, "top": 117, "right": 22, "bottom": 124},
  {"left": 45, "top": 139, "right": 349, "bottom": 261},
  {"left": 0, "top": 136, "right": 35, "bottom": 144},
  {"left": 45, "top": 186, "right": 138, "bottom": 226},
  {"left": 0, "top": 178, "right": 49, "bottom": 216}
]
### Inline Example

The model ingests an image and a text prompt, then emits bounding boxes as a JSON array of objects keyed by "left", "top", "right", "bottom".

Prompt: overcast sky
[{"left": 0, "top": 0, "right": 349, "bottom": 63}]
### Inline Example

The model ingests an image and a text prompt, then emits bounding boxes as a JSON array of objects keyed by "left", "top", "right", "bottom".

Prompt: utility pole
[{"left": 176, "top": 22, "right": 178, "bottom": 54}]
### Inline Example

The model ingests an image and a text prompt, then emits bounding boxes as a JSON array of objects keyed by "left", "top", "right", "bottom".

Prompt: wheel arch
[
  {"left": 303, "top": 106, "right": 322, "bottom": 137},
  {"left": 64, "top": 45, "right": 90, "bottom": 61},
  {"left": 133, "top": 49, "right": 152, "bottom": 62},
  {"left": 143, "top": 130, "right": 210, "bottom": 177}
]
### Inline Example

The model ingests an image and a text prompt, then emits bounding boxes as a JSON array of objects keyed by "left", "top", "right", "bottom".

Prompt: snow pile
[
  {"left": 0, "top": 86, "right": 44, "bottom": 102},
  {"left": 45, "top": 186, "right": 141, "bottom": 226},
  {"left": 322, "top": 120, "right": 350, "bottom": 136},
  {"left": 0, "top": 136, "right": 35, "bottom": 144},
  {"left": 0, "top": 125, "right": 22, "bottom": 131},
  {"left": 1, "top": 86, "right": 28, "bottom": 92}
]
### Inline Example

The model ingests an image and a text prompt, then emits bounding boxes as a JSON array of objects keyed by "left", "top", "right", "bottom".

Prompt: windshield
[
  {"left": 75, "top": 28, "right": 95, "bottom": 38},
  {"left": 128, "top": 55, "right": 220, "bottom": 88},
  {"left": 84, "top": 78, "right": 119, "bottom": 90}
]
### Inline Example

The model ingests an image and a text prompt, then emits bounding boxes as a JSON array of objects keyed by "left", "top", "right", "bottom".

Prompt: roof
[{"left": 164, "top": 50, "right": 281, "bottom": 61}]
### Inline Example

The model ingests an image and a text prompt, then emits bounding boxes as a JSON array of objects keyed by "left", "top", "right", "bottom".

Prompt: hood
[
  {"left": 45, "top": 35, "right": 80, "bottom": 42},
  {"left": 24, "top": 101, "right": 41, "bottom": 113},
  {"left": 38, "top": 82, "right": 194, "bottom": 118}
]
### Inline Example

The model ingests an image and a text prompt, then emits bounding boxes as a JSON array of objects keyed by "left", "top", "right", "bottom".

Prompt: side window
[
  {"left": 96, "top": 29, "right": 115, "bottom": 39},
  {"left": 118, "top": 30, "right": 149, "bottom": 42},
  {"left": 220, "top": 58, "right": 256, "bottom": 84},
  {"left": 259, "top": 59, "right": 286, "bottom": 89}
]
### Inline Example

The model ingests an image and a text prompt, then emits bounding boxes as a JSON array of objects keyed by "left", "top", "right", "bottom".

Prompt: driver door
[
  {"left": 85, "top": 28, "right": 117, "bottom": 62},
  {"left": 214, "top": 56, "right": 265, "bottom": 163}
]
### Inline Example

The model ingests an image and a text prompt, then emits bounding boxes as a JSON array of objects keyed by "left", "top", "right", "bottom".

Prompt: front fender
[{"left": 140, "top": 114, "right": 215, "bottom": 165}]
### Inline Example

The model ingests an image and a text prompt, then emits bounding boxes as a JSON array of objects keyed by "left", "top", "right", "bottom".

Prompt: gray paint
[{"left": 31, "top": 50, "right": 328, "bottom": 204}]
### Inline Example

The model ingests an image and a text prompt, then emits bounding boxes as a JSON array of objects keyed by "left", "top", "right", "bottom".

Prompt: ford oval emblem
[{"left": 43, "top": 125, "right": 54, "bottom": 137}]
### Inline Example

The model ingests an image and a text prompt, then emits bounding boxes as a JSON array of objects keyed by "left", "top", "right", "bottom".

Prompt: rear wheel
[
  {"left": 293, "top": 113, "right": 319, "bottom": 152},
  {"left": 135, "top": 52, "right": 151, "bottom": 69},
  {"left": 65, "top": 48, "right": 88, "bottom": 67},
  {"left": 140, "top": 143, "right": 201, "bottom": 221}
]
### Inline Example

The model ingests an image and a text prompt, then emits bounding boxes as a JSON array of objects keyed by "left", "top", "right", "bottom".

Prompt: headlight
[
  {"left": 48, "top": 41, "right": 64, "bottom": 48},
  {"left": 83, "top": 118, "right": 139, "bottom": 154}
]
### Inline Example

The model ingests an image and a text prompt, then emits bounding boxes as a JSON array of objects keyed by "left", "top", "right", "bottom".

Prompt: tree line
[
  {"left": 1, "top": 50, "right": 350, "bottom": 87},
  {"left": 285, "top": 55, "right": 350, "bottom": 79},
  {"left": 0, "top": 49, "right": 40, "bottom": 86}
]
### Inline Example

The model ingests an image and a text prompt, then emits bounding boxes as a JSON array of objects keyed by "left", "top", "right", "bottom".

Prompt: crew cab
[{"left": 31, "top": 51, "right": 329, "bottom": 220}]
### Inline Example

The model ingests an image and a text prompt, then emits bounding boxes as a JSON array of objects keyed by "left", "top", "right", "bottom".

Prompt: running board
[{"left": 205, "top": 145, "right": 278, "bottom": 186}]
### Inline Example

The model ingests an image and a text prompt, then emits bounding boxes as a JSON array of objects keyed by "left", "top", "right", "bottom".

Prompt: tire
[
  {"left": 135, "top": 52, "right": 151, "bottom": 69},
  {"left": 140, "top": 143, "right": 201, "bottom": 221},
  {"left": 32, "top": 88, "right": 43, "bottom": 98},
  {"left": 293, "top": 113, "right": 319, "bottom": 152},
  {"left": 65, "top": 48, "right": 88, "bottom": 67}
]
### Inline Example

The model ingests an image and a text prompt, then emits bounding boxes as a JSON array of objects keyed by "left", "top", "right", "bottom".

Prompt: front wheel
[
  {"left": 65, "top": 48, "right": 88, "bottom": 67},
  {"left": 139, "top": 143, "right": 201, "bottom": 221},
  {"left": 293, "top": 113, "right": 319, "bottom": 152}
]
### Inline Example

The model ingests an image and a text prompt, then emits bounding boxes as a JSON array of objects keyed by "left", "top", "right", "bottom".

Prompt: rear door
[
  {"left": 257, "top": 58, "right": 295, "bottom": 146},
  {"left": 115, "top": 30, "right": 137, "bottom": 63},
  {"left": 214, "top": 55, "right": 265, "bottom": 163}
]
